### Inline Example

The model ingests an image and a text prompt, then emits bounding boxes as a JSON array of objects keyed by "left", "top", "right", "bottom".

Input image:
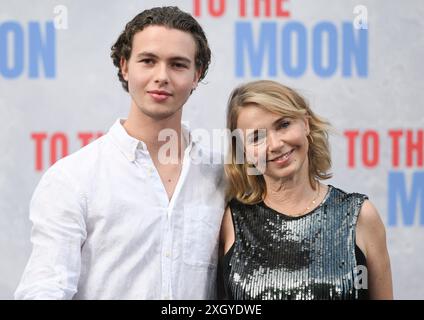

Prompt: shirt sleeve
[{"left": 14, "top": 164, "right": 87, "bottom": 300}]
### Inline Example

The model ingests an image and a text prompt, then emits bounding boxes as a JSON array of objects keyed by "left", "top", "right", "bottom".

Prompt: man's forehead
[
  {"left": 132, "top": 26, "right": 196, "bottom": 44},
  {"left": 131, "top": 26, "right": 196, "bottom": 59}
]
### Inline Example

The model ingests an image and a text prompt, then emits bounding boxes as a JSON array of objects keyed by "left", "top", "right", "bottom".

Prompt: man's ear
[
  {"left": 120, "top": 57, "right": 129, "bottom": 81},
  {"left": 192, "top": 68, "right": 202, "bottom": 90}
]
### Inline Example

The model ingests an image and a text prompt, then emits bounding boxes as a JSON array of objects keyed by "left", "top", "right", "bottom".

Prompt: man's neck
[{"left": 123, "top": 103, "right": 186, "bottom": 160}]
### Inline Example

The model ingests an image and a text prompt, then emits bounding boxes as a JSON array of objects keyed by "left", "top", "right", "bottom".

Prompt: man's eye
[
  {"left": 140, "top": 59, "right": 154, "bottom": 65},
  {"left": 172, "top": 62, "right": 188, "bottom": 69}
]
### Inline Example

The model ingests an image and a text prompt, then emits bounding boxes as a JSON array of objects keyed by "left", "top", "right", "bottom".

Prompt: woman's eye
[
  {"left": 277, "top": 120, "right": 290, "bottom": 129},
  {"left": 248, "top": 131, "right": 266, "bottom": 144}
]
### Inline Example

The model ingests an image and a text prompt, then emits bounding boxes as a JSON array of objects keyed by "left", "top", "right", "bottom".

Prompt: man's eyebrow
[
  {"left": 136, "top": 52, "right": 192, "bottom": 64},
  {"left": 169, "top": 56, "right": 192, "bottom": 64},
  {"left": 136, "top": 52, "right": 159, "bottom": 59}
]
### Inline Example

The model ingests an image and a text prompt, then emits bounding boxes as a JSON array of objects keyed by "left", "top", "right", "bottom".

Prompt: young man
[{"left": 15, "top": 7, "right": 225, "bottom": 299}]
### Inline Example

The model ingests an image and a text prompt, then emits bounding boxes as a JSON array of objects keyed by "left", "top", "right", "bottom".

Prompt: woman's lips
[{"left": 269, "top": 149, "right": 294, "bottom": 165}]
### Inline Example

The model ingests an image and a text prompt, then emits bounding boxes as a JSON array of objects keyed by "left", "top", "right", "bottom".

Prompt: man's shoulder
[
  {"left": 46, "top": 134, "right": 109, "bottom": 177},
  {"left": 190, "top": 144, "right": 227, "bottom": 193}
]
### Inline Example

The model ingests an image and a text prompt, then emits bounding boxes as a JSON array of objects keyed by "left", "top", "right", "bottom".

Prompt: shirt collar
[{"left": 108, "top": 119, "right": 198, "bottom": 162}]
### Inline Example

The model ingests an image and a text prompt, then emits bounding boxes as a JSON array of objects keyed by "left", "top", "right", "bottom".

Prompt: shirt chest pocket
[{"left": 183, "top": 206, "right": 223, "bottom": 269}]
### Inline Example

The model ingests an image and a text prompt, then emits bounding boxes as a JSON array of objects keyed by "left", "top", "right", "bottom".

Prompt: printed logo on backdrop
[
  {"left": 195, "top": 1, "right": 423, "bottom": 228},
  {"left": 0, "top": 5, "right": 66, "bottom": 78},
  {"left": 22, "top": 1, "right": 369, "bottom": 173},
  {"left": 194, "top": 0, "right": 368, "bottom": 78},
  {"left": 0, "top": 5, "right": 102, "bottom": 173},
  {"left": 15, "top": 1, "right": 421, "bottom": 228},
  {"left": 0, "top": 5, "right": 103, "bottom": 172},
  {"left": 345, "top": 130, "right": 424, "bottom": 227}
]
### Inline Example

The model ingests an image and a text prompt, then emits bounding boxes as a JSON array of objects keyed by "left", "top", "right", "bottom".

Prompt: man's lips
[
  {"left": 148, "top": 90, "right": 172, "bottom": 102},
  {"left": 268, "top": 149, "right": 294, "bottom": 162},
  {"left": 147, "top": 90, "right": 172, "bottom": 96}
]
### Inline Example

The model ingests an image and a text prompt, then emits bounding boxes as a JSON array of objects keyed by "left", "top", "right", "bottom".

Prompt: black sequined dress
[{"left": 220, "top": 185, "right": 369, "bottom": 300}]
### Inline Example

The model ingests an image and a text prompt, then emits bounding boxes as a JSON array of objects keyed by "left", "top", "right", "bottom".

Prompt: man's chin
[{"left": 140, "top": 108, "right": 182, "bottom": 121}]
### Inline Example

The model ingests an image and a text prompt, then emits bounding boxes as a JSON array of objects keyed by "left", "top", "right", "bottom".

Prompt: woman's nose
[{"left": 267, "top": 131, "right": 284, "bottom": 152}]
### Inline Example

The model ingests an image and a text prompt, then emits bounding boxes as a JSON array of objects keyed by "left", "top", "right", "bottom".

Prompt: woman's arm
[
  {"left": 219, "top": 206, "right": 235, "bottom": 256},
  {"left": 356, "top": 200, "right": 393, "bottom": 299}
]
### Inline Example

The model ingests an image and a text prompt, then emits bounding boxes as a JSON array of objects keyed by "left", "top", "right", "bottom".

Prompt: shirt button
[{"left": 165, "top": 252, "right": 171, "bottom": 258}]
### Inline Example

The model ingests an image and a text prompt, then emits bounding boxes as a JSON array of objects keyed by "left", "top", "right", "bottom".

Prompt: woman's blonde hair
[{"left": 225, "top": 80, "right": 332, "bottom": 204}]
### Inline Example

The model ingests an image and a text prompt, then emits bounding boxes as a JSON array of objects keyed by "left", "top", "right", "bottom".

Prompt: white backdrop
[{"left": 1, "top": 0, "right": 423, "bottom": 299}]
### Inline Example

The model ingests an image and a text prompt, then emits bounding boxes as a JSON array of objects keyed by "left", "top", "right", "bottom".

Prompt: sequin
[{"left": 220, "top": 185, "right": 369, "bottom": 300}]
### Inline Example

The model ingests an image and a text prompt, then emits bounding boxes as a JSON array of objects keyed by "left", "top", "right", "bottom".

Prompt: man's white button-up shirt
[{"left": 15, "top": 119, "right": 226, "bottom": 299}]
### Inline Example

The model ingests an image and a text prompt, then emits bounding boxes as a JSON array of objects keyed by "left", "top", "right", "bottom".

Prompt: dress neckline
[{"left": 258, "top": 185, "right": 333, "bottom": 220}]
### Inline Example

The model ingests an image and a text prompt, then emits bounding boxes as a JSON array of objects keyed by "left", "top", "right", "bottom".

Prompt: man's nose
[{"left": 154, "top": 63, "right": 169, "bottom": 85}]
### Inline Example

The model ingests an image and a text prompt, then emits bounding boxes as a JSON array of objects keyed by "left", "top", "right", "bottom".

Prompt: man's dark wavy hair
[{"left": 111, "top": 6, "right": 211, "bottom": 92}]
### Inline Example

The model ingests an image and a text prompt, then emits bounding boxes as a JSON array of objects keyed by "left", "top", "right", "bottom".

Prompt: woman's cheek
[{"left": 245, "top": 144, "right": 267, "bottom": 175}]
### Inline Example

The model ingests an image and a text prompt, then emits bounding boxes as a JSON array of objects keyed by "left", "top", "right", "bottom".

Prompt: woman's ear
[{"left": 303, "top": 116, "right": 310, "bottom": 136}]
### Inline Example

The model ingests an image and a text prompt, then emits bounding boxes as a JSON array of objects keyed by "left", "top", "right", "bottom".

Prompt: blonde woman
[{"left": 219, "top": 80, "right": 393, "bottom": 300}]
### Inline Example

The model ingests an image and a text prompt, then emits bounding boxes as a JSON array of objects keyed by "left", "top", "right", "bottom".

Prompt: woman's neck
[
  {"left": 263, "top": 170, "right": 324, "bottom": 216},
  {"left": 266, "top": 177, "right": 315, "bottom": 206}
]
